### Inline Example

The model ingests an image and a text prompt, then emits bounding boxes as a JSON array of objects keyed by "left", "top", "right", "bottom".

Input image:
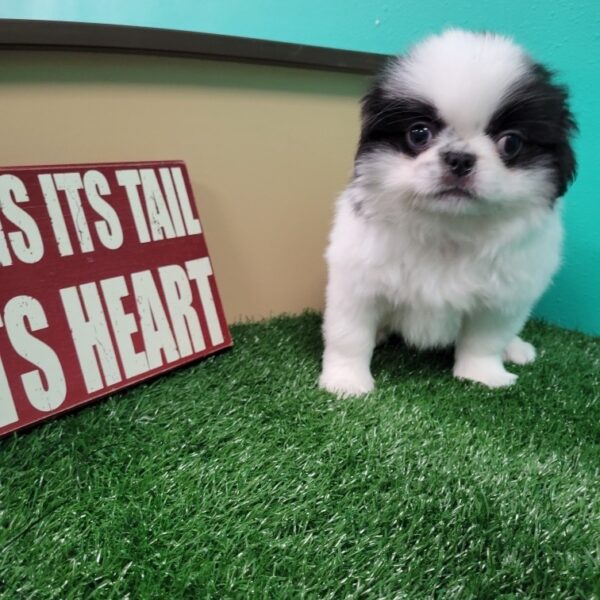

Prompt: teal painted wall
[{"left": 2, "top": 1, "right": 599, "bottom": 334}]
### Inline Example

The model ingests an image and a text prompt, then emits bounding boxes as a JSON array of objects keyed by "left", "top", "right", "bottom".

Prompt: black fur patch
[
  {"left": 487, "top": 63, "right": 577, "bottom": 197},
  {"left": 356, "top": 77, "right": 444, "bottom": 160}
]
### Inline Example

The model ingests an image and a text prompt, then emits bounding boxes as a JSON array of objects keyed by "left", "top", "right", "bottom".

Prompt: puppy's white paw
[
  {"left": 454, "top": 355, "right": 517, "bottom": 388},
  {"left": 319, "top": 366, "right": 374, "bottom": 398},
  {"left": 503, "top": 337, "right": 536, "bottom": 365}
]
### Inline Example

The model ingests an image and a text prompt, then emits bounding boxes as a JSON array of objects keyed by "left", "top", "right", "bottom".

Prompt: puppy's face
[{"left": 355, "top": 30, "right": 577, "bottom": 216}]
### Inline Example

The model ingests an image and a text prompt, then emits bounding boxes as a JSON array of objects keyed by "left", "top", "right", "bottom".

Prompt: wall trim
[{"left": 0, "top": 19, "right": 389, "bottom": 74}]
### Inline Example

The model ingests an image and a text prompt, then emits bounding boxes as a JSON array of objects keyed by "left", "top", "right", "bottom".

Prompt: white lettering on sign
[
  {"left": 38, "top": 173, "right": 74, "bottom": 256},
  {"left": 131, "top": 270, "right": 180, "bottom": 369},
  {"left": 116, "top": 167, "right": 202, "bottom": 243},
  {"left": 115, "top": 169, "right": 150, "bottom": 243},
  {"left": 53, "top": 173, "right": 95, "bottom": 253},
  {"left": 0, "top": 174, "right": 44, "bottom": 266},
  {"left": 0, "top": 312, "right": 18, "bottom": 427},
  {"left": 83, "top": 170, "right": 124, "bottom": 250},
  {"left": 186, "top": 258, "right": 224, "bottom": 345},
  {"left": 39, "top": 170, "right": 124, "bottom": 255},
  {"left": 58, "top": 262, "right": 223, "bottom": 392},
  {"left": 101, "top": 276, "right": 150, "bottom": 379},
  {"left": 139, "top": 169, "right": 177, "bottom": 241},
  {"left": 158, "top": 265, "right": 206, "bottom": 356},
  {"left": 60, "top": 284, "right": 123, "bottom": 394},
  {"left": 0, "top": 162, "right": 230, "bottom": 437},
  {"left": 158, "top": 168, "right": 186, "bottom": 237},
  {"left": 172, "top": 167, "right": 202, "bottom": 235},
  {"left": 2, "top": 296, "right": 66, "bottom": 413}
]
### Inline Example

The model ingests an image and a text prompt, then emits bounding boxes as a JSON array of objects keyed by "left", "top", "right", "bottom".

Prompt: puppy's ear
[
  {"left": 555, "top": 137, "right": 577, "bottom": 197},
  {"left": 553, "top": 91, "right": 577, "bottom": 197},
  {"left": 356, "top": 90, "right": 386, "bottom": 161},
  {"left": 357, "top": 74, "right": 391, "bottom": 151},
  {"left": 543, "top": 66, "right": 578, "bottom": 197},
  {"left": 534, "top": 63, "right": 578, "bottom": 198}
]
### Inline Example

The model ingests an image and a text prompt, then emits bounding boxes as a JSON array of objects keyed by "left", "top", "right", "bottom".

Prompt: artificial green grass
[{"left": 0, "top": 312, "right": 598, "bottom": 599}]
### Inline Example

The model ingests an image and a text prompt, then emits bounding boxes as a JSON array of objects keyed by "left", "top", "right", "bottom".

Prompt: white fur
[
  {"left": 385, "top": 30, "right": 529, "bottom": 137},
  {"left": 319, "top": 30, "right": 563, "bottom": 396}
]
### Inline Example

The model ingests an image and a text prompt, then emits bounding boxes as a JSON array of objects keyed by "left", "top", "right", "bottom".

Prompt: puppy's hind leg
[{"left": 503, "top": 336, "right": 536, "bottom": 365}]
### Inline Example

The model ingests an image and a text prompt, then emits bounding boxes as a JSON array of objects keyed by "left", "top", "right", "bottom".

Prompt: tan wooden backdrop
[{"left": 0, "top": 51, "right": 367, "bottom": 322}]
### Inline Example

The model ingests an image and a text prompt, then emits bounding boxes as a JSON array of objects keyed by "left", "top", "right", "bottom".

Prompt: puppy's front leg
[
  {"left": 319, "top": 285, "right": 378, "bottom": 398},
  {"left": 454, "top": 307, "right": 532, "bottom": 388}
]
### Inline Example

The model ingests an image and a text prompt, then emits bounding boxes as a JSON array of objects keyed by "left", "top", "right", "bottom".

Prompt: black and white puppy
[{"left": 320, "top": 29, "right": 577, "bottom": 396}]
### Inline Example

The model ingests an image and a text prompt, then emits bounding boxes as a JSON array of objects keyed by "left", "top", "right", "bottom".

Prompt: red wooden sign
[{"left": 0, "top": 160, "right": 231, "bottom": 436}]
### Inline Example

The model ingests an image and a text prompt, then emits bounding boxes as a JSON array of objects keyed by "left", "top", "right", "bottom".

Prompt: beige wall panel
[{"left": 0, "top": 51, "right": 368, "bottom": 321}]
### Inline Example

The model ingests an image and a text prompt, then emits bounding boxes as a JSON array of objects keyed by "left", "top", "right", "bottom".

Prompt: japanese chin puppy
[{"left": 320, "top": 29, "right": 577, "bottom": 396}]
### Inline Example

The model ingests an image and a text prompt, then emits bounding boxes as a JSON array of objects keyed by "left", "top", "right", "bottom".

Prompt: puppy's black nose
[{"left": 442, "top": 151, "right": 476, "bottom": 177}]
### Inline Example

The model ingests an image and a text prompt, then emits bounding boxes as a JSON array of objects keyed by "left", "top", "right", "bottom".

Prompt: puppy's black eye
[
  {"left": 496, "top": 132, "right": 523, "bottom": 160},
  {"left": 406, "top": 122, "right": 434, "bottom": 151}
]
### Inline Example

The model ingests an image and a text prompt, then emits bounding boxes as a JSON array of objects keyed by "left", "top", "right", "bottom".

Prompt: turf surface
[{"left": 0, "top": 312, "right": 599, "bottom": 599}]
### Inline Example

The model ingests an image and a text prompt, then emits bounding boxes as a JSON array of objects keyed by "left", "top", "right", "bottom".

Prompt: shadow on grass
[{"left": 288, "top": 311, "right": 599, "bottom": 466}]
